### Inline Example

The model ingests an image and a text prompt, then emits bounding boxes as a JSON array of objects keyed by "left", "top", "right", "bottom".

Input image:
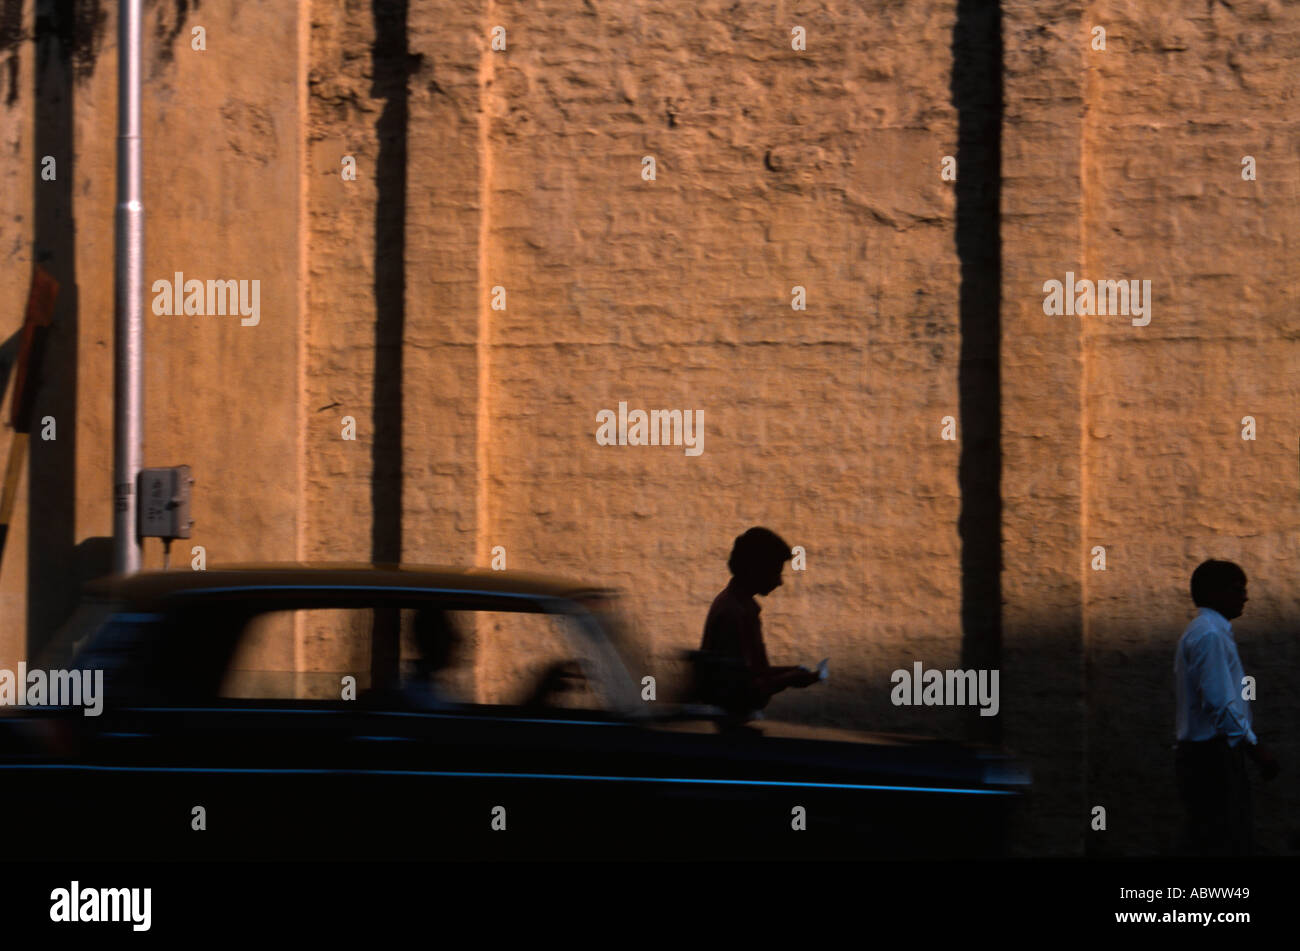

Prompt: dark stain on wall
[
  {"left": 4, "top": 2, "right": 205, "bottom": 104},
  {"left": 150, "top": 0, "right": 202, "bottom": 67},
  {"left": 1, "top": 0, "right": 24, "bottom": 104},
  {"left": 34, "top": 0, "right": 105, "bottom": 85}
]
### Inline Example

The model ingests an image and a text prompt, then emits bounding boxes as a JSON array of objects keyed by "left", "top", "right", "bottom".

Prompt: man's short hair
[
  {"left": 728, "top": 527, "right": 792, "bottom": 577},
  {"left": 1190, "top": 559, "right": 1246, "bottom": 606}
]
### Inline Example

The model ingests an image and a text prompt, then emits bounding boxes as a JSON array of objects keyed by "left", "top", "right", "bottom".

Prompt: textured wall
[
  {"left": 1078, "top": 0, "right": 1300, "bottom": 855},
  {"left": 0, "top": 0, "right": 305, "bottom": 655},
  {"left": 0, "top": 0, "right": 1296, "bottom": 856},
  {"left": 473, "top": 0, "right": 966, "bottom": 739},
  {"left": 1001, "top": 0, "right": 1089, "bottom": 856}
]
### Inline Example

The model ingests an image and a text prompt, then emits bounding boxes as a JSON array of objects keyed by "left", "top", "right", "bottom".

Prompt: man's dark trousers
[{"left": 1175, "top": 736, "right": 1253, "bottom": 855}]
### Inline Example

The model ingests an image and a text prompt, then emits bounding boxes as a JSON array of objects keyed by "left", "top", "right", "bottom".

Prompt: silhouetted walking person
[
  {"left": 401, "top": 607, "right": 462, "bottom": 710},
  {"left": 1173, "top": 560, "right": 1278, "bottom": 855},
  {"left": 696, "top": 527, "right": 818, "bottom": 724}
]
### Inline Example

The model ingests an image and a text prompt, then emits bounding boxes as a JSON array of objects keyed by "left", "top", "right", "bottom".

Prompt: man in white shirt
[{"left": 1174, "top": 560, "right": 1278, "bottom": 855}]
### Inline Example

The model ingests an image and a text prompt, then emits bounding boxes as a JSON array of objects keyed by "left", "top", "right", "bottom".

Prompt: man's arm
[
  {"left": 1186, "top": 631, "right": 1256, "bottom": 747},
  {"left": 736, "top": 628, "right": 816, "bottom": 697},
  {"left": 753, "top": 666, "right": 817, "bottom": 694}
]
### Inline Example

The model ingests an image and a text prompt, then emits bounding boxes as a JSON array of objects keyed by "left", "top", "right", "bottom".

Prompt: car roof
[{"left": 83, "top": 562, "right": 620, "bottom": 608}]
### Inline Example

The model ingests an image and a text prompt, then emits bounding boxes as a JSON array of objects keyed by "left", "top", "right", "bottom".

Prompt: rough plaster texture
[{"left": 0, "top": 0, "right": 1296, "bottom": 856}]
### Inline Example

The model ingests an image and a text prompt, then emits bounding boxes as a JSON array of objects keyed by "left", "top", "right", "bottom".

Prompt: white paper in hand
[{"left": 816, "top": 658, "right": 829, "bottom": 682}]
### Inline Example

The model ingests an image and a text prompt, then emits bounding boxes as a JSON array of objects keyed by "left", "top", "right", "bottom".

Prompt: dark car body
[{"left": 0, "top": 564, "right": 1030, "bottom": 860}]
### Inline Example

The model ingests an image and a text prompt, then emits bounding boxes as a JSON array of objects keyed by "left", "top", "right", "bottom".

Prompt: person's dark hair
[
  {"left": 1190, "top": 559, "right": 1246, "bottom": 606},
  {"left": 727, "top": 527, "right": 793, "bottom": 578}
]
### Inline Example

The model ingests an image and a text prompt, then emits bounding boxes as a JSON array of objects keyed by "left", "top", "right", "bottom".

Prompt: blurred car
[{"left": 0, "top": 564, "right": 1029, "bottom": 859}]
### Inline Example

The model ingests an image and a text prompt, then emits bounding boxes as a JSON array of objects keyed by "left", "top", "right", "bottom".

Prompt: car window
[
  {"left": 464, "top": 609, "right": 604, "bottom": 711},
  {"left": 71, "top": 597, "right": 631, "bottom": 713},
  {"left": 220, "top": 607, "right": 373, "bottom": 700}
]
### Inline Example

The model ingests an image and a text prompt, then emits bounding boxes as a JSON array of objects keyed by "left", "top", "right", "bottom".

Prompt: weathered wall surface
[
  {"left": 0, "top": 0, "right": 305, "bottom": 659},
  {"left": 0, "top": 0, "right": 1296, "bottom": 856},
  {"left": 471, "top": 0, "right": 966, "bottom": 734},
  {"left": 1001, "top": 0, "right": 1089, "bottom": 857},
  {"left": 1078, "top": 0, "right": 1300, "bottom": 855}
]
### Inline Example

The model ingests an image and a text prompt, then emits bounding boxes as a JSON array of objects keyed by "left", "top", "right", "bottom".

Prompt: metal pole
[{"left": 113, "top": 0, "right": 144, "bottom": 574}]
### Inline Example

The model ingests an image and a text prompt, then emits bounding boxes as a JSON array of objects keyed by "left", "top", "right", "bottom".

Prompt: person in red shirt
[{"left": 698, "top": 527, "right": 818, "bottom": 721}]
